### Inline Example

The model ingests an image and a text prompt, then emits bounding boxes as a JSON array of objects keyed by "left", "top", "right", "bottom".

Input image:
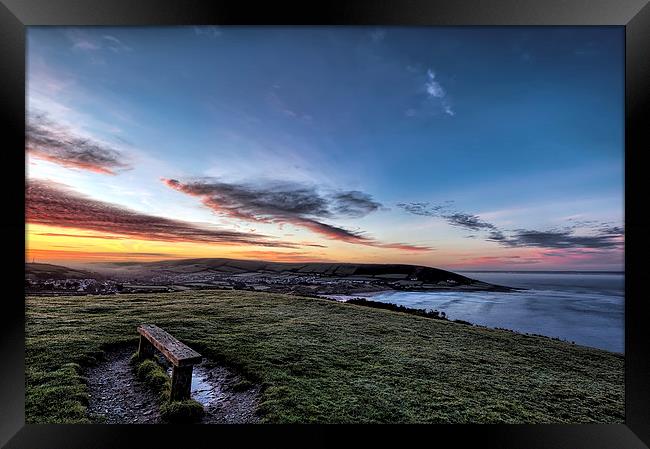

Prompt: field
[{"left": 26, "top": 290, "right": 624, "bottom": 423}]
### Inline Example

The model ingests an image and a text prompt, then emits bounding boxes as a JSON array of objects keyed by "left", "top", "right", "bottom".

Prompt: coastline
[
  {"left": 321, "top": 290, "right": 622, "bottom": 354},
  {"left": 321, "top": 277, "right": 624, "bottom": 354}
]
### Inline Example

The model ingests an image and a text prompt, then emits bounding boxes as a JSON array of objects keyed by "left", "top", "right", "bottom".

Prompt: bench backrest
[{"left": 137, "top": 324, "right": 202, "bottom": 367}]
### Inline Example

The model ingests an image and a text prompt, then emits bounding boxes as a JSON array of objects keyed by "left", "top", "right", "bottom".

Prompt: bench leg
[
  {"left": 137, "top": 335, "right": 155, "bottom": 360},
  {"left": 170, "top": 365, "right": 193, "bottom": 401}
]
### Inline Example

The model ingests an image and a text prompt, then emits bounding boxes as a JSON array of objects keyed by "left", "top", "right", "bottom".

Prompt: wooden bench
[{"left": 136, "top": 324, "right": 202, "bottom": 401}]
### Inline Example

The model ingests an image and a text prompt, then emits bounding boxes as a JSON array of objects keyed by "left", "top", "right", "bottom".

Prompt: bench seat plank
[{"left": 137, "top": 324, "right": 202, "bottom": 366}]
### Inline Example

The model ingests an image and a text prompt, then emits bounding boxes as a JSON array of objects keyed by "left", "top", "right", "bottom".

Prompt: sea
[{"left": 334, "top": 271, "right": 624, "bottom": 353}]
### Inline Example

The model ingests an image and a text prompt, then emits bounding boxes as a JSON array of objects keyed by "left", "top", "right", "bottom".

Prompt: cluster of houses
[
  {"left": 25, "top": 269, "right": 467, "bottom": 297},
  {"left": 25, "top": 278, "right": 121, "bottom": 295}
]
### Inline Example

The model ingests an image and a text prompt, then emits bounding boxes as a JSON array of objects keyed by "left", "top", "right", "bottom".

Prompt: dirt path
[
  {"left": 85, "top": 345, "right": 261, "bottom": 424},
  {"left": 85, "top": 345, "right": 161, "bottom": 423}
]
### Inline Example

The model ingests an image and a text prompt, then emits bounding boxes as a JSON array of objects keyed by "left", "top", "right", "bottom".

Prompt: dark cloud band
[
  {"left": 27, "top": 180, "right": 295, "bottom": 248},
  {"left": 163, "top": 178, "right": 430, "bottom": 252},
  {"left": 498, "top": 229, "right": 624, "bottom": 250},
  {"left": 27, "top": 113, "right": 131, "bottom": 175},
  {"left": 398, "top": 201, "right": 623, "bottom": 251},
  {"left": 397, "top": 202, "right": 494, "bottom": 231}
]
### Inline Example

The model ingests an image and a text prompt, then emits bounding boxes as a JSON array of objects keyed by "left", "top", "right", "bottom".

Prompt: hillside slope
[
  {"left": 93, "top": 257, "right": 476, "bottom": 282},
  {"left": 26, "top": 290, "right": 623, "bottom": 424},
  {"left": 87, "top": 257, "right": 508, "bottom": 289},
  {"left": 25, "top": 263, "right": 102, "bottom": 280}
]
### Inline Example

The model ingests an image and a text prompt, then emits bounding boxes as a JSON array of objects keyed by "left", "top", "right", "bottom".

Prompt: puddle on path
[
  {"left": 85, "top": 344, "right": 261, "bottom": 423},
  {"left": 164, "top": 360, "right": 261, "bottom": 423}
]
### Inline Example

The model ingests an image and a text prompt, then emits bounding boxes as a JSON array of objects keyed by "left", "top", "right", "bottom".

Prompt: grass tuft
[
  {"left": 134, "top": 358, "right": 171, "bottom": 401},
  {"left": 160, "top": 399, "right": 205, "bottom": 423}
]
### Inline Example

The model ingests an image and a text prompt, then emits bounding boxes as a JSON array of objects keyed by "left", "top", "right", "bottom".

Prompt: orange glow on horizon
[
  {"left": 26, "top": 223, "right": 618, "bottom": 270},
  {"left": 25, "top": 223, "right": 353, "bottom": 264}
]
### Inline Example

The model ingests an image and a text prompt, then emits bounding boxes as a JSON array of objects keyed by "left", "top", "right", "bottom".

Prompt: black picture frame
[{"left": 1, "top": 1, "right": 648, "bottom": 447}]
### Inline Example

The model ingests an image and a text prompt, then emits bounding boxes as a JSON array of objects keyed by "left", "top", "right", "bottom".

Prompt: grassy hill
[
  {"left": 25, "top": 290, "right": 624, "bottom": 423},
  {"left": 25, "top": 262, "right": 102, "bottom": 280},
  {"left": 88, "top": 257, "right": 498, "bottom": 286}
]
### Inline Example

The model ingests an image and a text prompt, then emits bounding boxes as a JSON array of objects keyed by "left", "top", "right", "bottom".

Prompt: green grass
[
  {"left": 26, "top": 290, "right": 624, "bottom": 424},
  {"left": 132, "top": 357, "right": 204, "bottom": 423},
  {"left": 133, "top": 358, "right": 171, "bottom": 399},
  {"left": 160, "top": 400, "right": 205, "bottom": 423}
]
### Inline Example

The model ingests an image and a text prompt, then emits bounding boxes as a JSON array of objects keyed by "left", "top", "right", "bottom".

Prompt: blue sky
[{"left": 26, "top": 26, "right": 624, "bottom": 270}]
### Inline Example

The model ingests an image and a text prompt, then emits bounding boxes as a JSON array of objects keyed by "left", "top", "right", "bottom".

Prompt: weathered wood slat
[{"left": 137, "top": 324, "right": 202, "bottom": 367}]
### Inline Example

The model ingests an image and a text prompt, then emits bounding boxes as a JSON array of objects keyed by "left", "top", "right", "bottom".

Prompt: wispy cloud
[
  {"left": 396, "top": 202, "right": 446, "bottom": 216},
  {"left": 443, "top": 104, "right": 455, "bottom": 117},
  {"left": 330, "top": 191, "right": 383, "bottom": 217},
  {"left": 299, "top": 241, "right": 328, "bottom": 248},
  {"left": 425, "top": 69, "right": 445, "bottom": 98},
  {"left": 498, "top": 229, "right": 624, "bottom": 250},
  {"left": 267, "top": 88, "right": 313, "bottom": 123},
  {"left": 67, "top": 30, "right": 133, "bottom": 55},
  {"left": 398, "top": 201, "right": 624, "bottom": 251},
  {"left": 27, "top": 112, "right": 131, "bottom": 175},
  {"left": 72, "top": 40, "right": 100, "bottom": 51},
  {"left": 102, "top": 35, "right": 133, "bottom": 53},
  {"left": 163, "top": 178, "right": 431, "bottom": 252},
  {"left": 445, "top": 212, "right": 496, "bottom": 231},
  {"left": 398, "top": 202, "right": 494, "bottom": 231},
  {"left": 27, "top": 179, "right": 295, "bottom": 248},
  {"left": 424, "top": 69, "right": 455, "bottom": 116}
]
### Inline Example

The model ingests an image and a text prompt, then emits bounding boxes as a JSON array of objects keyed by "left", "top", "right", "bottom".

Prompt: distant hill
[
  {"left": 25, "top": 258, "right": 515, "bottom": 292},
  {"left": 25, "top": 263, "right": 103, "bottom": 280},
  {"left": 91, "top": 257, "right": 481, "bottom": 284}
]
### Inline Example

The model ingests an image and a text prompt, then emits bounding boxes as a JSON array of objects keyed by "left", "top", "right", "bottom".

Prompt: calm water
[{"left": 343, "top": 272, "right": 624, "bottom": 353}]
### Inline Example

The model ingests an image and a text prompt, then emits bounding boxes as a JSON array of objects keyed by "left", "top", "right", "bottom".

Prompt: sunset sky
[{"left": 26, "top": 26, "right": 624, "bottom": 270}]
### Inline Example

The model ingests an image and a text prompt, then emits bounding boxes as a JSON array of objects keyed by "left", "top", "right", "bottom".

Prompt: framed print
[{"left": 1, "top": 0, "right": 649, "bottom": 447}]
